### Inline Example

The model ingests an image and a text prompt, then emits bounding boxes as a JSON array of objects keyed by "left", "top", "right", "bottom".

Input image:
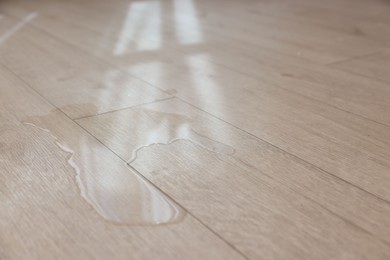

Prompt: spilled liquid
[
  {"left": 92, "top": 109, "right": 237, "bottom": 165},
  {"left": 23, "top": 119, "right": 184, "bottom": 225},
  {"left": 23, "top": 103, "right": 236, "bottom": 225},
  {"left": 128, "top": 127, "right": 235, "bottom": 165}
]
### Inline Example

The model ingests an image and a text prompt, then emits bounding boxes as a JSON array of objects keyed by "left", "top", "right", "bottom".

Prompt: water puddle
[
  {"left": 23, "top": 101, "right": 235, "bottom": 226},
  {"left": 128, "top": 126, "right": 235, "bottom": 165},
  {"left": 23, "top": 118, "right": 185, "bottom": 225},
  {"left": 79, "top": 108, "right": 236, "bottom": 165}
]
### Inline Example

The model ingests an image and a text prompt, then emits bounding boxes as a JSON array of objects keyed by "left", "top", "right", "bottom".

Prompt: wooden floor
[{"left": 1, "top": 0, "right": 390, "bottom": 259}]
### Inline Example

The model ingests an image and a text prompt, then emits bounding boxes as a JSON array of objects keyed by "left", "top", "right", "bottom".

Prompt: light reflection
[
  {"left": 114, "top": 1, "right": 161, "bottom": 55},
  {"left": 0, "top": 13, "right": 37, "bottom": 44},
  {"left": 24, "top": 117, "right": 184, "bottom": 225},
  {"left": 75, "top": 105, "right": 235, "bottom": 165},
  {"left": 173, "top": 0, "right": 203, "bottom": 44},
  {"left": 126, "top": 61, "right": 162, "bottom": 86},
  {"left": 6, "top": 0, "right": 228, "bottom": 226},
  {"left": 186, "top": 54, "right": 223, "bottom": 108}
]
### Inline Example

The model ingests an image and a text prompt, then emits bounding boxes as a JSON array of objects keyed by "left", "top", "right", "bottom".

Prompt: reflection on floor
[{"left": 1, "top": 0, "right": 390, "bottom": 259}]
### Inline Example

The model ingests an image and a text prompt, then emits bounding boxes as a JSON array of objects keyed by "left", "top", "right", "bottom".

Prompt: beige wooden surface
[{"left": 1, "top": 0, "right": 390, "bottom": 259}]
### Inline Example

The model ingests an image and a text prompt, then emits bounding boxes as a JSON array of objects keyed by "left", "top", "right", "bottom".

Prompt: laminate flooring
[{"left": 1, "top": 0, "right": 390, "bottom": 259}]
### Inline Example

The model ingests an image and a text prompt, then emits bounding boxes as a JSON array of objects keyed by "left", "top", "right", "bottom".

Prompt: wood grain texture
[
  {"left": 1, "top": 0, "right": 390, "bottom": 259},
  {"left": 77, "top": 98, "right": 390, "bottom": 258},
  {"left": 4, "top": 7, "right": 390, "bottom": 201},
  {"left": 3, "top": 0, "right": 385, "bottom": 64},
  {"left": 0, "top": 66, "right": 245, "bottom": 260},
  {"left": 0, "top": 16, "right": 170, "bottom": 119},
  {"left": 4, "top": 0, "right": 390, "bottom": 125},
  {"left": 333, "top": 50, "right": 390, "bottom": 84}
]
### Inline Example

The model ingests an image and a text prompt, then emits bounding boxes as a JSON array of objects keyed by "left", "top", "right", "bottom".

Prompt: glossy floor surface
[{"left": 1, "top": 0, "right": 390, "bottom": 259}]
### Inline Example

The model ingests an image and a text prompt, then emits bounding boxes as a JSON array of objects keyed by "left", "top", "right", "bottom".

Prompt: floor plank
[
  {"left": 0, "top": 65, "right": 245, "bottom": 260},
  {"left": 228, "top": 0, "right": 390, "bottom": 45},
  {"left": 3, "top": 0, "right": 385, "bottom": 64},
  {"left": 0, "top": 16, "right": 170, "bottom": 119},
  {"left": 1, "top": 0, "right": 390, "bottom": 258},
  {"left": 5, "top": 0, "right": 390, "bottom": 126},
  {"left": 333, "top": 50, "right": 390, "bottom": 84},
  {"left": 77, "top": 98, "right": 390, "bottom": 259},
  {"left": 2, "top": 0, "right": 390, "bottom": 214}
]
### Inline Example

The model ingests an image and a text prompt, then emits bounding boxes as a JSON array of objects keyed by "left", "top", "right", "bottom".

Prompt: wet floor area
[{"left": 2, "top": 0, "right": 390, "bottom": 259}]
